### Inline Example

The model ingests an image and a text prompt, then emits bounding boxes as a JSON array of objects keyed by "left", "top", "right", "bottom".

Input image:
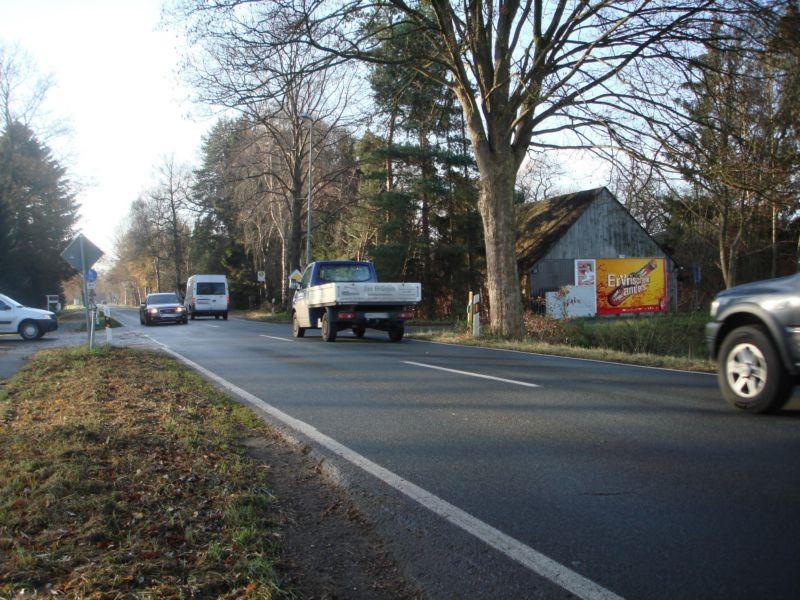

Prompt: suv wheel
[{"left": 718, "top": 325, "right": 791, "bottom": 413}]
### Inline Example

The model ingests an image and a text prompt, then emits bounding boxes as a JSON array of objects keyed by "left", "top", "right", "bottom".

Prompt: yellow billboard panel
[{"left": 596, "top": 258, "right": 667, "bottom": 315}]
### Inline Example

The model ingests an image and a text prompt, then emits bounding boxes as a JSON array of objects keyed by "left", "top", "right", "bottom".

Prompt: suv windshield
[{"left": 148, "top": 293, "right": 179, "bottom": 305}]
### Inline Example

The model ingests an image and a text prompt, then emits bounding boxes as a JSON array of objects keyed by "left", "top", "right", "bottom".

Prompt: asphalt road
[{"left": 37, "top": 309, "right": 800, "bottom": 599}]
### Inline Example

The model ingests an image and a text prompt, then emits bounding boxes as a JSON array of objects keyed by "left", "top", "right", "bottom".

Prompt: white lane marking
[
  {"left": 150, "top": 344, "right": 618, "bottom": 600},
  {"left": 404, "top": 360, "right": 541, "bottom": 388},
  {"left": 260, "top": 335, "right": 291, "bottom": 342}
]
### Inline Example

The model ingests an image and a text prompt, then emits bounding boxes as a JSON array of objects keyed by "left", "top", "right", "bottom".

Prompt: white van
[{"left": 185, "top": 274, "right": 229, "bottom": 320}]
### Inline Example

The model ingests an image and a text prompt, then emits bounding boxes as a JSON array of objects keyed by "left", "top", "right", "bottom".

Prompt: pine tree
[{"left": 0, "top": 121, "right": 79, "bottom": 305}]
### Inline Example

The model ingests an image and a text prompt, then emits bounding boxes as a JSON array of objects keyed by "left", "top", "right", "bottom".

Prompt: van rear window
[{"left": 197, "top": 282, "right": 226, "bottom": 295}]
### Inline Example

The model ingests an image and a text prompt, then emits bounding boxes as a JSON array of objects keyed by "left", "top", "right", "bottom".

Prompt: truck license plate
[{"left": 366, "top": 312, "right": 389, "bottom": 319}]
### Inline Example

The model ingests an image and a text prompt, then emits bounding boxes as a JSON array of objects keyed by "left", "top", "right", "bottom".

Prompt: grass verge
[
  {"left": 408, "top": 329, "right": 715, "bottom": 372},
  {"left": 0, "top": 346, "right": 284, "bottom": 598}
]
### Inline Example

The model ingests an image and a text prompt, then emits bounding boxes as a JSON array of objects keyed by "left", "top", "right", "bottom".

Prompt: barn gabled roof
[{"left": 516, "top": 187, "right": 607, "bottom": 273}]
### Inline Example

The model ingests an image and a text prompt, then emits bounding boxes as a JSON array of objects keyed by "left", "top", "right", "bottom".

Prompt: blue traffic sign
[{"left": 85, "top": 268, "right": 98, "bottom": 282}]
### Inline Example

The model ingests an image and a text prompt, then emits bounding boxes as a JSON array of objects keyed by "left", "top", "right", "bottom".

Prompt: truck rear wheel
[
  {"left": 388, "top": 325, "right": 404, "bottom": 342},
  {"left": 321, "top": 312, "right": 337, "bottom": 342},
  {"left": 292, "top": 313, "right": 305, "bottom": 338}
]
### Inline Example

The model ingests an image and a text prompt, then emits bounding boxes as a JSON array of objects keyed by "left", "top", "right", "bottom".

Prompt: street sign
[
  {"left": 257, "top": 270, "right": 266, "bottom": 283},
  {"left": 86, "top": 268, "right": 98, "bottom": 282},
  {"left": 61, "top": 233, "right": 104, "bottom": 272}
]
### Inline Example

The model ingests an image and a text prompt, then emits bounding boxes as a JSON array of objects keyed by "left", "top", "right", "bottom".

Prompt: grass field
[{"left": 1, "top": 346, "right": 284, "bottom": 598}]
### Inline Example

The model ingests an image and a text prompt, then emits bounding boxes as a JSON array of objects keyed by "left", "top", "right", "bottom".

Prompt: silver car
[{"left": 139, "top": 293, "right": 188, "bottom": 326}]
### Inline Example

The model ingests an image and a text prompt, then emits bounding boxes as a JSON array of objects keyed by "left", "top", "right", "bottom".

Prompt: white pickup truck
[{"left": 290, "top": 260, "right": 421, "bottom": 342}]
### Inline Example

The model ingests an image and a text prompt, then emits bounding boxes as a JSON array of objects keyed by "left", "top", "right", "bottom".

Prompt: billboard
[{"left": 595, "top": 258, "right": 667, "bottom": 315}]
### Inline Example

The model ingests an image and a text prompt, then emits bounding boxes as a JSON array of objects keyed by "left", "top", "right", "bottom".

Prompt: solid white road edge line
[
  {"left": 260, "top": 335, "right": 292, "bottom": 342},
  {"left": 404, "top": 360, "right": 542, "bottom": 388},
  {"left": 153, "top": 343, "right": 621, "bottom": 600}
]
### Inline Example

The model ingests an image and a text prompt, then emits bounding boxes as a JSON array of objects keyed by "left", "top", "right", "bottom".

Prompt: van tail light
[
  {"left": 226, "top": 296, "right": 230, "bottom": 307},
  {"left": 399, "top": 311, "right": 414, "bottom": 319},
  {"left": 338, "top": 312, "right": 355, "bottom": 320}
]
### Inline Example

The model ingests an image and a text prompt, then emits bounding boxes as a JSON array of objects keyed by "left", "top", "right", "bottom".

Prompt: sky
[
  {"left": 0, "top": 0, "right": 214, "bottom": 262},
  {"left": 1, "top": 1, "right": 612, "bottom": 271}
]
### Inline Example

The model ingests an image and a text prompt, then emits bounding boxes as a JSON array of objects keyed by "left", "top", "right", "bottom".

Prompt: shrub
[
  {"left": 565, "top": 313, "right": 708, "bottom": 358},
  {"left": 523, "top": 311, "right": 574, "bottom": 345}
]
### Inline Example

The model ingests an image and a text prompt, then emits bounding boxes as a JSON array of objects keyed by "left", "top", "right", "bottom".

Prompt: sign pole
[
  {"left": 60, "top": 233, "right": 104, "bottom": 349},
  {"left": 79, "top": 235, "right": 91, "bottom": 344}
]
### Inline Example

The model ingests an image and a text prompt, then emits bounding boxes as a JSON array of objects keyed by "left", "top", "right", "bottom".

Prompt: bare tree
[
  {"left": 150, "top": 157, "right": 193, "bottom": 293},
  {"left": 655, "top": 11, "right": 800, "bottom": 288},
  {"left": 117, "top": 160, "right": 192, "bottom": 295},
  {"left": 0, "top": 43, "right": 51, "bottom": 129},
  {"left": 517, "top": 152, "right": 564, "bottom": 204},
  {"left": 172, "top": 6, "right": 362, "bottom": 292},
  {"left": 0, "top": 42, "right": 69, "bottom": 146},
  {"left": 174, "top": 0, "right": 767, "bottom": 336}
]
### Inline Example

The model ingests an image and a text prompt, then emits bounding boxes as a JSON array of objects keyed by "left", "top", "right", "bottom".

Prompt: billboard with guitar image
[{"left": 595, "top": 258, "right": 667, "bottom": 315}]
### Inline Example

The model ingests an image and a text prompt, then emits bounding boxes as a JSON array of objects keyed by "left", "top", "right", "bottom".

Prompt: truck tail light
[
  {"left": 399, "top": 311, "right": 413, "bottom": 319},
  {"left": 338, "top": 312, "right": 355, "bottom": 320}
]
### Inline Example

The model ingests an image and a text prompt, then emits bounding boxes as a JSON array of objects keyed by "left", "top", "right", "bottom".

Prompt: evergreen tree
[
  {"left": 665, "top": 17, "right": 799, "bottom": 287},
  {"left": 348, "top": 17, "right": 481, "bottom": 318},
  {"left": 190, "top": 119, "right": 265, "bottom": 308},
  {"left": 0, "top": 121, "right": 78, "bottom": 305}
]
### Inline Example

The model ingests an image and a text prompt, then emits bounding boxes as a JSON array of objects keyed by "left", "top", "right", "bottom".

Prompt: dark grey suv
[{"left": 706, "top": 273, "right": 800, "bottom": 413}]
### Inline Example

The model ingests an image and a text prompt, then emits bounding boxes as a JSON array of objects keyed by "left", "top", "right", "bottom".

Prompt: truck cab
[{"left": 290, "top": 260, "right": 420, "bottom": 342}]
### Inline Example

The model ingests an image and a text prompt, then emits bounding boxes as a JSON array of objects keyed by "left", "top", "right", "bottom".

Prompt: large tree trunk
[{"left": 474, "top": 148, "right": 524, "bottom": 337}]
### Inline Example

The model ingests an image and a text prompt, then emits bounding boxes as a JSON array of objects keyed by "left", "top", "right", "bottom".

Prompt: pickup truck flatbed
[{"left": 290, "top": 260, "right": 421, "bottom": 342}]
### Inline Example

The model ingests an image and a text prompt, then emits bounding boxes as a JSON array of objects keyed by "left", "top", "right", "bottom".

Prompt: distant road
[{"left": 112, "top": 307, "right": 800, "bottom": 600}]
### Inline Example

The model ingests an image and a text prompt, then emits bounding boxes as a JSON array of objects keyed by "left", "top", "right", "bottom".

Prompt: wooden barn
[{"left": 516, "top": 187, "right": 678, "bottom": 316}]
